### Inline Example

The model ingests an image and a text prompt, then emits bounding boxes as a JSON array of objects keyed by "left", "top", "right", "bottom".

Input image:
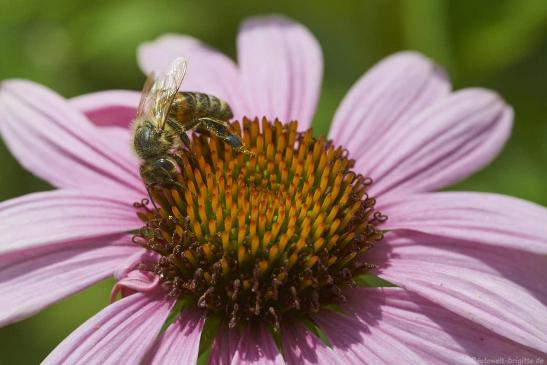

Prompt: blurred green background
[{"left": 1, "top": 0, "right": 546, "bottom": 363}]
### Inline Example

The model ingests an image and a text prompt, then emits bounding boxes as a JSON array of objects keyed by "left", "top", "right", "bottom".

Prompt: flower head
[
  {"left": 0, "top": 15, "right": 546, "bottom": 365},
  {"left": 133, "top": 118, "right": 385, "bottom": 330}
]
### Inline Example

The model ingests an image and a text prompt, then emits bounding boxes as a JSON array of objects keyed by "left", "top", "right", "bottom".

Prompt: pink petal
[
  {"left": 69, "top": 90, "right": 141, "bottom": 168},
  {"left": 0, "top": 189, "right": 141, "bottom": 254},
  {"left": 98, "top": 125, "right": 139, "bottom": 168},
  {"left": 281, "top": 320, "right": 338, "bottom": 365},
  {"left": 368, "top": 232, "right": 547, "bottom": 352},
  {"left": 114, "top": 250, "right": 160, "bottom": 281},
  {"left": 111, "top": 252, "right": 161, "bottom": 301},
  {"left": 145, "top": 307, "right": 205, "bottom": 365},
  {"left": 0, "top": 234, "right": 140, "bottom": 327},
  {"left": 231, "top": 323, "right": 284, "bottom": 364},
  {"left": 364, "top": 89, "right": 512, "bottom": 197},
  {"left": 314, "top": 300, "right": 420, "bottom": 364},
  {"left": 208, "top": 324, "right": 241, "bottom": 365},
  {"left": 237, "top": 15, "right": 322, "bottom": 129},
  {"left": 380, "top": 192, "right": 547, "bottom": 254},
  {"left": 0, "top": 80, "right": 144, "bottom": 195},
  {"left": 110, "top": 270, "right": 160, "bottom": 302},
  {"left": 138, "top": 35, "right": 248, "bottom": 119},
  {"left": 315, "top": 288, "right": 544, "bottom": 364},
  {"left": 69, "top": 90, "right": 140, "bottom": 128},
  {"left": 43, "top": 293, "right": 175, "bottom": 365},
  {"left": 329, "top": 52, "right": 450, "bottom": 157}
]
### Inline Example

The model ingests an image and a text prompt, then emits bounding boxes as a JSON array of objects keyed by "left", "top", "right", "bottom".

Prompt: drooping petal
[
  {"left": 281, "top": 319, "right": 338, "bottom": 365},
  {"left": 0, "top": 80, "right": 144, "bottom": 195},
  {"left": 329, "top": 52, "right": 450, "bottom": 158},
  {"left": 0, "top": 190, "right": 141, "bottom": 255},
  {"left": 110, "top": 270, "right": 160, "bottom": 302},
  {"left": 208, "top": 324, "right": 240, "bottom": 365},
  {"left": 230, "top": 323, "right": 284, "bottom": 365},
  {"left": 380, "top": 192, "right": 547, "bottom": 254},
  {"left": 315, "top": 288, "right": 545, "bottom": 364},
  {"left": 138, "top": 35, "right": 248, "bottom": 119},
  {"left": 110, "top": 252, "right": 161, "bottom": 301},
  {"left": 237, "top": 15, "right": 323, "bottom": 129},
  {"left": 145, "top": 306, "right": 206, "bottom": 365},
  {"left": 0, "top": 234, "right": 140, "bottom": 327},
  {"left": 69, "top": 90, "right": 140, "bottom": 128},
  {"left": 364, "top": 89, "right": 512, "bottom": 197},
  {"left": 43, "top": 293, "right": 175, "bottom": 365},
  {"left": 368, "top": 232, "right": 547, "bottom": 352},
  {"left": 113, "top": 250, "right": 160, "bottom": 281}
]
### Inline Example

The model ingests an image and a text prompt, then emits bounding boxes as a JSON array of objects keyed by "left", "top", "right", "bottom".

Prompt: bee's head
[{"left": 133, "top": 120, "right": 171, "bottom": 159}]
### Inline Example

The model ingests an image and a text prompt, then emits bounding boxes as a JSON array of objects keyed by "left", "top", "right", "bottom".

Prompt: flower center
[{"left": 133, "top": 117, "right": 386, "bottom": 329}]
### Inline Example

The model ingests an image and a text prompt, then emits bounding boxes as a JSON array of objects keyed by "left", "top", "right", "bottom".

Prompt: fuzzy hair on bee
[{"left": 131, "top": 119, "right": 176, "bottom": 160}]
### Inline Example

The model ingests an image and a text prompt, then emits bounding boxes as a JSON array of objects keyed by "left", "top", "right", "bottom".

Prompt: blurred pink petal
[
  {"left": 380, "top": 192, "right": 547, "bottom": 254},
  {"left": 138, "top": 35, "right": 248, "bottom": 119},
  {"left": 0, "top": 80, "right": 144, "bottom": 196},
  {"left": 43, "top": 293, "right": 175, "bottom": 365},
  {"left": 145, "top": 307, "right": 205, "bottom": 365},
  {"left": 231, "top": 323, "right": 284, "bottom": 364},
  {"left": 138, "top": 15, "right": 323, "bottom": 128},
  {"left": 238, "top": 15, "right": 322, "bottom": 129},
  {"left": 281, "top": 320, "right": 338, "bottom": 365},
  {"left": 364, "top": 89, "right": 512, "bottom": 197},
  {"left": 315, "top": 288, "right": 544, "bottom": 364},
  {"left": 207, "top": 324, "right": 240, "bottom": 365},
  {"left": 69, "top": 90, "right": 140, "bottom": 128},
  {"left": 0, "top": 190, "right": 140, "bottom": 255},
  {"left": 369, "top": 232, "right": 547, "bottom": 352},
  {"left": 0, "top": 234, "right": 139, "bottom": 326},
  {"left": 329, "top": 52, "right": 450, "bottom": 158}
]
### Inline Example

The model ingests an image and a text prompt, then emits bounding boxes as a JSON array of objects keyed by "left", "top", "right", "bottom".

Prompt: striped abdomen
[{"left": 170, "top": 92, "right": 233, "bottom": 124}]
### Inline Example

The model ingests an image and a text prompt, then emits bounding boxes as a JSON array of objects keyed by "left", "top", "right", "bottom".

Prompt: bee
[{"left": 132, "top": 57, "right": 251, "bottom": 192}]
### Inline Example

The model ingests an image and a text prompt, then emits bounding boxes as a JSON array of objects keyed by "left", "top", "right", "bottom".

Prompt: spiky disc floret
[{"left": 133, "top": 117, "right": 386, "bottom": 329}]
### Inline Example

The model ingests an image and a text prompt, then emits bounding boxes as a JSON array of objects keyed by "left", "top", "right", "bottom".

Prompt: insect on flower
[{"left": 132, "top": 57, "right": 252, "bottom": 196}]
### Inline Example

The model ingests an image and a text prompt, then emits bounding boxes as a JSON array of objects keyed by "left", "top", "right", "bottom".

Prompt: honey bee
[{"left": 132, "top": 57, "right": 251, "bottom": 192}]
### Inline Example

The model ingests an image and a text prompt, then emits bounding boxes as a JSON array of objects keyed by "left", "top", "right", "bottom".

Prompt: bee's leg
[
  {"left": 167, "top": 117, "right": 196, "bottom": 159},
  {"left": 170, "top": 180, "right": 187, "bottom": 192},
  {"left": 196, "top": 117, "right": 253, "bottom": 155},
  {"left": 154, "top": 161, "right": 188, "bottom": 193},
  {"left": 180, "top": 132, "right": 192, "bottom": 150},
  {"left": 167, "top": 117, "right": 189, "bottom": 148}
]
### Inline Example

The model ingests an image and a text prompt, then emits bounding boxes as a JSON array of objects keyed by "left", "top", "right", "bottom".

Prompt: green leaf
[
  {"left": 355, "top": 274, "right": 397, "bottom": 287},
  {"left": 198, "top": 314, "right": 222, "bottom": 356}
]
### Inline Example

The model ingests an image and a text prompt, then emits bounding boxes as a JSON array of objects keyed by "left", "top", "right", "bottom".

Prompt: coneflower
[{"left": 0, "top": 15, "right": 545, "bottom": 365}]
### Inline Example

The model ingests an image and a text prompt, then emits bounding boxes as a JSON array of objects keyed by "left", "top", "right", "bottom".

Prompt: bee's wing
[
  {"left": 152, "top": 57, "right": 187, "bottom": 131},
  {"left": 135, "top": 71, "right": 156, "bottom": 121}
]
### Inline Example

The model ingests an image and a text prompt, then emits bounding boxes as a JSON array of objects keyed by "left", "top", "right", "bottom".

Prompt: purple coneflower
[{"left": 0, "top": 15, "right": 546, "bottom": 365}]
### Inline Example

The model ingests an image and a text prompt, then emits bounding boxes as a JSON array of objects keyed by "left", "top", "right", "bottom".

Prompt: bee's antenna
[{"left": 145, "top": 185, "right": 160, "bottom": 213}]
